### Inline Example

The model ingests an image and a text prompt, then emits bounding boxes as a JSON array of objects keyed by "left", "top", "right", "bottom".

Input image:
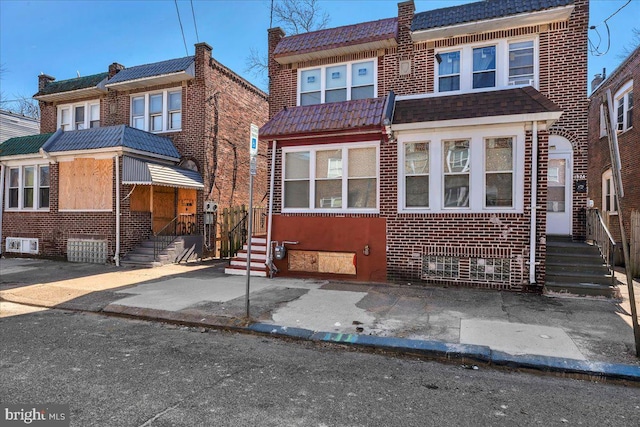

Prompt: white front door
[{"left": 546, "top": 150, "right": 573, "bottom": 235}]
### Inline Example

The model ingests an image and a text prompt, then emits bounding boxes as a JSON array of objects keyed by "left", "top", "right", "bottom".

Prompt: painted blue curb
[
  {"left": 248, "top": 323, "right": 314, "bottom": 339},
  {"left": 491, "top": 350, "right": 640, "bottom": 381},
  {"left": 310, "top": 331, "right": 492, "bottom": 362}
]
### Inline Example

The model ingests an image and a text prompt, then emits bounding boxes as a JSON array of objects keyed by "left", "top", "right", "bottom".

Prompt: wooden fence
[
  {"left": 632, "top": 210, "right": 640, "bottom": 278},
  {"left": 212, "top": 206, "right": 267, "bottom": 258}
]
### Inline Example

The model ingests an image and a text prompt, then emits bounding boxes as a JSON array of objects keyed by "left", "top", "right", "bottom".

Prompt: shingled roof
[
  {"left": 393, "top": 86, "right": 561, "bottom": 124},
  {"left": 273, "top": 18, "right": 397, "bottom": 63},
  {"left": 0, "top": 133, "right": 53, "bottom": 157},
  {"left": 412, "top": 0, "right": 574, "bottom": 31},
  {"left": 260, "top": 96, "right": 390, "bottom": 140},
  {"left": 107, "top": 56, "right": 195, "bottom": 84},
  {"left": 34, "top": 73, "right": 108, "bottom": 97},
  {"left": 41, "top": 125, "right": 180, "bottom": 159}
]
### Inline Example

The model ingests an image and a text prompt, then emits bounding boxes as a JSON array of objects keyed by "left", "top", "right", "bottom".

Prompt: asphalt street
[{"left": 2, "top": 309, "right": 639, "bottom": 427}]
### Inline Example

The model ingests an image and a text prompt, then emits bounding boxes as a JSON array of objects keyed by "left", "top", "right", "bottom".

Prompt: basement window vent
[
  {"left": 67, "top": 239, "right": 108, "bottom": 264},
  {"left": 5, "top": 237, "right": 39, "bottom": 254}
]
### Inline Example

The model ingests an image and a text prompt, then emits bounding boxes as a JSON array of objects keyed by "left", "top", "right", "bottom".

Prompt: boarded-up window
[
  {"left": 59, "top": 158, "right": 112, "bottom": 211},
  {"left": 130, "top": 186, "right": 151, "bottom": 212},
  {"left": 289, "top": 250, "right": 356, "bottom": 275}
]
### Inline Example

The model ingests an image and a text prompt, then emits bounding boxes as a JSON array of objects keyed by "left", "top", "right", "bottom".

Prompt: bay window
[
  {"left": 130, "top": 88, "right": 182, "bottom": 132},
  {"left": 399, "top": 131, "right": 521, "bottom": 213},
  {"left": 5, "top": 164, "right": 50, "bottom": 210},
  {"left": 298, "top": 59, "right": 376, "bottom": 106},
  {"left": 282, "top": 143, "right": 379, "bottom": 212}
]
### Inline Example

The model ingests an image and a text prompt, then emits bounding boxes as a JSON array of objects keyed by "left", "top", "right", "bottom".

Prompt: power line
[
  {"left": 174, "top": 0, "right": 189, "bottom": 56},
  {"left": 190, "top": 0, "right": 200, "bottom": 43},
  {"left": 588, "top": 0, "right": 632, "bottom": 57}
]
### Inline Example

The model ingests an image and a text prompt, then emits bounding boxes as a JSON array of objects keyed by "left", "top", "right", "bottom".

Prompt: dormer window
[{"left": 298, "top": 59, "right": 377, "bottom": 106}]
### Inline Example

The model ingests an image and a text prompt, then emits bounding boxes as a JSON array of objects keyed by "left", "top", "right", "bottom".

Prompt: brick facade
[
  {"left": 3, "top": 42, "right": 268, "bottom": 262},
  {"left": 265, "top": 0, "right": 588, "bottom": 290},
  {"left": 588, "top": 47, "right": 640, "bottom": 247}
]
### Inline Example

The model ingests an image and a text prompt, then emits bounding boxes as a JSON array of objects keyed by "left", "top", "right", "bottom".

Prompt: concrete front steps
[
  {"left": 545, "top": 235, "right": 619, "bottom": 298},
  {"left": 224, "top": 236, "right": 269, "bottom": 277},
  {"left": 121, "top": 238, "right": 185, "bottom": 268}
]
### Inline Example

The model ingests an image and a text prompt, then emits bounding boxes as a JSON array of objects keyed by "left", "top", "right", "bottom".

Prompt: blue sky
[{"left": 0, "top": 0, "right": 637, "bottom": 105}]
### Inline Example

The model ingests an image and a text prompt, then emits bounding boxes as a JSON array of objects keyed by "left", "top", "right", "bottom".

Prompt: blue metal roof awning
[{"left": 122, "top": 156, "right": 204, "bottom": 189}]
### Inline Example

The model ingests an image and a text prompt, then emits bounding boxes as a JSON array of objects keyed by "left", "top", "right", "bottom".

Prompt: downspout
[
  {"left": 0, "top": 164, "right": 4, "bottom": 255},
  {"left": 114, "top": 155, "right": 121, "bottom": 266},
  {"left": 265, "top": 139, "right": 277, "bottom": 268},
  {"left": 529, "top": 121, "right": 538, "bottom": 284}
]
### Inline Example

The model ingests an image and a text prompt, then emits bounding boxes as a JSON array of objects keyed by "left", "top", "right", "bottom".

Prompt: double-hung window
[
  {"left": 443, "top": 140, "right": 470, "bottom": 208},
  {"left": 404, "top": 142, "right": 430, "bottom": 208},
  {"left": 602, "top": 169, "right": 618, "bottom": 213},
  {"left": 58, "top": 101, "right": 100, "bottom": 130},
  {"left": 298, "top": 59, "right": 376, "bottom": 106},
  {"left": 485, "top": 138, "right": 513, "bottom": 207},
  {"left": 615, "top": 80, "right": 633, "bottom": 132},
  {"left": 5, "top": 164, "right": 50, "bottom": 210},
  {"left": 130, "top": 89, "right": 182, "bottom": 132},
  {"left": 436, "top": 38, "right": 537, "bottom": 92},
  {"left": 399, "top": 130, "right": 521, "bottom": 213},
  {"left": 508, "top": 41, "right": 534, "bottom": 86},
  {"left": 438, "top": 51, "right": 461, "bottom": 92},
  {"left": 472, "top": 46, "right": 496, "bottom": 89},
  {"left": 282, "top": 143, "right": 378, "bottom": 212}
]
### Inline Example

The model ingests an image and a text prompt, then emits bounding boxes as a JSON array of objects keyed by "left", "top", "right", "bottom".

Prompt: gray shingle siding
[
  {"left": 411, "top": 0, "right": 574, "bottom": 31},
  {"left": 107, "top": 56, "right": 195, "bottom": 84}
]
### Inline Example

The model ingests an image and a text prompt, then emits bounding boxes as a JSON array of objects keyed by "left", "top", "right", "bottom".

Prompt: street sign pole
[{"left": 246, "top": 124, "right": 259, "bottom": 319}]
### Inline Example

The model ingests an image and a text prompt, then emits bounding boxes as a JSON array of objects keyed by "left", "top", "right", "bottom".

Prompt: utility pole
[{"left": 604, "top": 89, "right": 640, "bottom": 356}]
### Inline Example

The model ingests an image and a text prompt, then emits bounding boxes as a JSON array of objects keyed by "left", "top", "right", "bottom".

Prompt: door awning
[{"left": 122, "top": 156, "right": 204, "bottom": 189}]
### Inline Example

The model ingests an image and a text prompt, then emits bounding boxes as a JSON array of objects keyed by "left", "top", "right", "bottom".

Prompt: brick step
[
  {"left": 230, "top": 259, "right": 267, "bottom": 269},
  {"left": 224, "top": 265, "right": 268, "bottom": 277}
]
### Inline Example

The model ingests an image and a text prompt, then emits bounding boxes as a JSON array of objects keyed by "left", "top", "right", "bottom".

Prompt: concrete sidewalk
[{"left": 1, "top": 257, "right": 639, "bottom": 382}]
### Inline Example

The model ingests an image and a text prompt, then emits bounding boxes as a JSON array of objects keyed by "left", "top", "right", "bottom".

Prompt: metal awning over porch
[{"left": 122, "top": 156, "right": 204, "bottom": 189}]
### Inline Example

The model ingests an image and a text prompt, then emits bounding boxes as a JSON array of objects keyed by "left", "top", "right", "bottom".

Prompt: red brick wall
[
  {"left": 588, "top": 47, "right": 640, "bottom": 244},
  {"left": 264, "top": 0, "right": 587, "bottom": 289},
  {"left": 8, "top": 43, "right": 268, "bottom": 261}
]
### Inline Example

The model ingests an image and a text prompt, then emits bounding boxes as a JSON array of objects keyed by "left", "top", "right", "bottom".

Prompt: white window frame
[
  {"left": 397, "top": 125, "right": 524, "bottom": 213},
  {"left": 281, "top": 142, "right": 380, "bottom": 214},
  {"left": 4, "top": 162, "right": 51, "bottom": 211},
  {"left": 57, "top": 100, "right": 100, "bottom": 130},
  {"left": 602, "top": 169, "right": 617, "bottom": 214},
  {"left": 297, "top": 58, "right": 378, "bottom": 106},
  {"left": 130, "top": 88, "right": 182, "bottom": 133},
  {"left": 614, "top": 80, "right": 633, "bottom": 133},
  {"left": 599, "top": 105, "right": 608, "bottom": 138},
  {"left": 435, "top": 37, "right": 538, "bottom": 94}
]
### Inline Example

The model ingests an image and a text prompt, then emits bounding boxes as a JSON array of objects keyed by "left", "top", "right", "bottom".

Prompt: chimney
[
  {"left": 591, "top": 74, "right": 603, "bottom": 92},
  {"left": 195, "top": 42, "right": 213, "bottom": 61},
  {"left": 268, "top": 27, "right": 286, "bottom": 116},
  {"left": 38, "top": 73, "right": 55, "bottom": 91},
  {"left": 108, "top": 62, "right": 125, "bottom": 79},
  {"left": 397, "top": 1, "right": 415, "bottom": 65}
]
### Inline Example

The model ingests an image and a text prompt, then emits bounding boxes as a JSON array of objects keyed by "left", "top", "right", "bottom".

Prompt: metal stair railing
[
  {"left": 154, "top": 216, "right": 180, "bottom": 260},
  {"left": 586, "top": 208, "right": 617, "bottom": 285}
]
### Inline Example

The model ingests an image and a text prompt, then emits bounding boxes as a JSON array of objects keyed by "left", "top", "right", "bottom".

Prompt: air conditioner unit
[
  {"left": 617, "top": 122, "right": 624, "bottom": 132},
  {"left": 5, "top": 237, "right": 38, "bottom": 254}
]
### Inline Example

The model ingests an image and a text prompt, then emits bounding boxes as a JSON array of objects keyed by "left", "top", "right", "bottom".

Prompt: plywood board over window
[
  {"left": 59, "top": 158, "right": 113, "bottom": 211},
  {"left": 289, "top": 250, "right": 356, "bottom": 275}
]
